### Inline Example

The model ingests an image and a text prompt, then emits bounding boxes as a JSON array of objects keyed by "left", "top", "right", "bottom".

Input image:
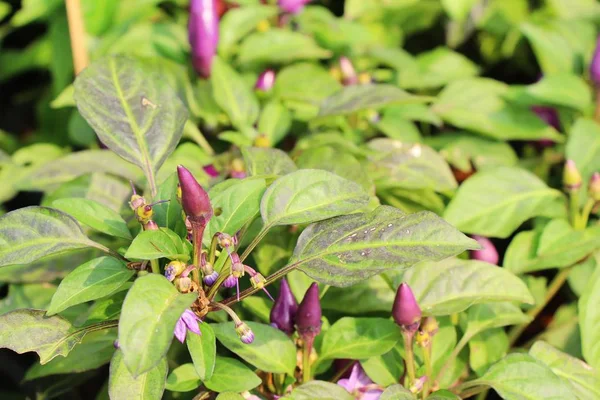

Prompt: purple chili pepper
[
  {"left": 470, "top": 235, "right": 499, "bottom": 265},
  {"left": 270, "top": 279, "right": 298, "bottom": 335},
  {"left": 392, "top": 283, "right": 421, "bottom": 333},
  {"left": 177, "top": 165, "right": 213, "bottom": 224},
  {"left": 590, "top": 35, "right": 600, "bottom": 86},
  {"left": 295, "top": 283, "right": 322, "bottom": 347},
  {"left": 278, "top": 0, "right": 312, "bottom": 14},
  {"left": 255, "top": 69, "right": 276, "bottom": 91},
  {"left": 189, "top": 0, "right": 219, "bottom": 78}
]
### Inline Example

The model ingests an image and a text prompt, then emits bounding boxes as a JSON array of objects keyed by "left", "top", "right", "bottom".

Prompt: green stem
[
  {"left": 206, "top": 252, "right": 232, "bottom": 300},
  {"left": 475, "top": 389, "right": 489, "bottom": 400},
  {"left": 209, "top": 302, "right": 242, "bottom": 324},
  {"left": 422, "top": 344, "right": 433, "bottom": 399},
  {"left": 302, "top": 340, "right": 312, "bottom": 383},
  {"left": 578, "top": 198, "right": 595, "bottom": 230},
  {"left": 569, "top": 190, "right": 581, "bottom": 228},
  {"left": 508, "top": 266, "right": 573, "bottom": 346},
  {"left": 185, "top": 122, "right": 215, "bottom": 156},
  {"left": 208, "top": 233, "right": 219, "bottom": 266},
  {"left": 435, "top": 332, "right": 471, "bottom": 382},
  {"left": 239, "top": 226, "right": 271, "bottom": 262},
  {"left": 150, "top": 259, "right": 160, "bottom": 274},
  {"left": 403, "top": 330, "right": 416, "bottom": 387}
]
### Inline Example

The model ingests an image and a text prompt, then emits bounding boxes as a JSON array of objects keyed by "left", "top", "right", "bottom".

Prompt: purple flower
[
  {"left": 392, "top": 283, "right": 421, "bottom": 331},
  {"left": 174, "top": 309, "right": 202, "bottom": 343},
  {"left": 255, "top": 69, "right": 276, "bottom": 91},
  {"left": 295, "top": 283, "right": 322, "bottom": 344},
  {"left": 270, "top": 279, "right": 298, "bottom": 335},
  {"left": 337, "top": 363, "right": 383, "bottom": 400},
  {"left": 177, "top": 165, "right": 213, "bottom": 224},
  {"left": 223, "top": 274, "right": 237, "bottom": 288},
  {"left": 590, "top": 35, "right": 600, "bottom": 85},
  {"left": 470, "top": 235, "right": 499, "bottom": 265},
  {"left": 278, "top": 0, "right": 311, "bottom": 14},
  {"left": 203, "top": 270, "right": 219, "bottom": 286},
  {"left": 189, "top": 0, "right": 219, "bottom": 78}
]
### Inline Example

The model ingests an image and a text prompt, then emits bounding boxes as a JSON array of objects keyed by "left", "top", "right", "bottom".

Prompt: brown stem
[{"left": 65, "top": 0, "right": 89, "bottom": 74}]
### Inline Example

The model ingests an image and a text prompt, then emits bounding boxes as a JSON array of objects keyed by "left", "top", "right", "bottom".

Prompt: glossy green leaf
[
  {"left": 319, "top": 317, "right": 401, "bottom": 362},
  {"left": 47, "top": 256, "right": 132, "bottom": 315},
  {"left": 379, "top": 384, "right": 415, "bottom": 400},
  {"left": 467, "top": 353, "right": 578, "bottom": 400},
  {"left": 428, "top": 391, "right": 461, "bottom": 400},
  {"left": 444, "top": 166, "right": 562, "bottom": 238},
  {"left": 238, "top": 29, "right": 331, "bottom": 64},
  {"left": 85, "top": 290, "right": 128, "bottom": 325},
  {"left": 274, "top": 62, "right": 341, "bottom": 104},
  {"left": 394, "top": 258, "right": 534, "bottom": 315},
  {"left": 289, "top": 381, "right": 354, "bottom": 400},
  {"left": 124, "top": 228, "right": 188, "bottom": 261},
  {"left": 291, "top": 206, "right": 479, "bottom": 287},
  {"left": 118, "top": 274, "right": 196, "bottom": 376},
  {"left": 212, "top": 321, "right": 296, "bottom": 374},
  {"left": 204, "top": 356, "right": 261, "bottom": 393},
  {"left": 524, "top": 74, "right": 592, "bottom": 112},
  {"left": 242, "top": 147, "right": 297, "bottom": 177},
  {"left": 258, "top": 100, "right": 292, "bottom": 146},
  {"left": 469, "top": 328, "right": 509, "bottom": 377},
  {"left": 321, "top": 275, "right": 395, "bottom": 314},
  {"left": 165, "top": 363, "right": 201, "bottom": 392},
  {"left": 441, "top": 0, "right": 478, "bottom": 20},
  {"left": 74, "top": 56, "right": 187, "bottom": 192},
  {"left": 109, "top": 350, "right": 168, "bottom": 400},
  {"left": 579, "top": 267, "right": 600, "bottom": 369},
  {"left": 261, "top": 169, "right": 370, "bottom": 227},
  {"left": 211, "top": 57, "right": 259, "bottom": 130},
  {"left": 218, "top": 5, "right": 278, "bottom": 57},
  {"left": 361, "top": 347, "right": 404, "bottom": 387},
  {"left": 52, "top": 198, "right": 131, "bottom": 239},
  {"left": 187, "top": 322, "right": 216, "bottom": 381},
  {"left": 0, "top": 309, "right": 117, "bottom": 364},
  {"left": 0, "top": 207, "right": 101, "bottom": 268},
  {"left": 530, "top": 341, "right": 600, "bottom": 400},
  {"left": 566, "top": 119, "right": 600, "bottom": 199},
  {"left": 318, "top": 84, "right": 432, "bottom": 117},
  {"left": 0, "top": 283, "right": 56, "bottom": 316}
]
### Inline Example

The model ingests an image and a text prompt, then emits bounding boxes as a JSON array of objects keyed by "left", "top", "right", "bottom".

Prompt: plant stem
[
  {"left": 595, "top": 87, "right": 600, "bottom": 123},
  {"left": 239, "top": 226, "right": 271, "bottom": 262},
  {"left": 185, "top": 123, "right": 214, "bottom": 156},
  {"left": 330, "top": 361, "right": 354, "bottom": 383},
  {"left": 569, "top": 190, "right": 581, "bottom": 228},
  {"left": 150, "top": 259, "right": 160, "bottom": 274},
  {"left": 302, "top": 340, "right": 312, "bottom": 383},
  {"left": 435, "top": 332, "right": 471, "bottom": 382},
  {"left": 65, "top": 0, "right": 89, "bottom": 74},
  {"left": 403, "top": 330, "right": 416, "bottom": 387},
  {"left": 508, "top": 266, "right": 572, "bottom": 346},
  {"left": 209, "top": 302, "right": 242, "bottom": 324},
  {"left": 191, "top": 221, "right": 208, "bottom": 287},
  {"left": 206, "top": 252, "right": 232, "bottom": 300},
  {"left": 578, "top": 198, "right": 595, "bottom": 230},
  {"left": 422, "top": 344, "right": 433, "bottom": 399}
]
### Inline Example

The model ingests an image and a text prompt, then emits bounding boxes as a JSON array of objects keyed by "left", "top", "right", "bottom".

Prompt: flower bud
[
  {"left": 470, "top": 235, "right": 499, "bottom": 265},
  {"left": 203, "top": 271, "right": 219, "bottom": 286},
  {"left": 358, "top": 72, "right": 372, "bottom": 85},
  {"left": 255, "top": 69, "right": 275, "bottom": 92},
  {"left": 143, "top": 220, "right": 159, "bottom": 231},
  {"left": 295, "top": 283, "right": 322, "bottom": 343},
  {"left": 230, "top": 158, "right": 246, "bottom": 179},
  {"left": 113, "top": 340, "right": 120, "bottom": 349},
  {"left": 590, "top": 35, "right": 600, "bottom": 86},
  {"left": 392, "top": 283, "right": 421, "bottom": 331},
  {"left": 223, "top": 274, "right": 237, "bottom": 288},
  {"left": 189, "top": 0, "right": 219, "bottom": 78},
  {"left": 235, "top": 322, "right": 255, "bottom": 344},
  {"left": 165, "top": 261, "right": 187, "bottom": 282},
  {"left": 339, "top": 57, "right": 358, "bottom": 86},
  {"left": 218, "top": 233, "right": 235, "bottom": 250},
  {"left": 270, "top": 279, "right": 298, "bottom": 335},
  {"left": 175, "top": 276, "right": 193, "bottom": 293},
  {"left": 589, "top": 172, "right": 600, "bottom": 202},
  {"left": 177, "top": 165, "right": 213, "bottom": 223},
  {"left": 278, "top": 0, "right": 311, "bottom": 14},
  {"left": 410, "top": 376, "right": 427, "bottom": 394},
  {"left": 563, "top": 160, "right": 582, "bottom": 192},
  {"left": 136, "top": 204, "right": 153, "bottom": 224}
]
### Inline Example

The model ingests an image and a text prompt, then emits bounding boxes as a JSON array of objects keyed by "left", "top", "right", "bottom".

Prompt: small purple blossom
[
  {"left": 174, "top": 309, "right": 202, "bottom": 343},
  {"left": 470, "top": 235, "right": 499, "bottom": 265},
  {"left": 203, "top": 270, "right": 219, "bottom": 286},
  {"left": 223, "top": 274, "right": 237, "bottom": 288},
  {"left": 337, "top": 363, "right": 383, "bottom": 400},
  {"left": 255, "top": 69, "right": 276, "bottom": 91}
]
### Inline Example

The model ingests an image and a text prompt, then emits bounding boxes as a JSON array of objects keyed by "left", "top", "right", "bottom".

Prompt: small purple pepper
[
  {"left": 270, "top": 279, "right": 298, "bottom": 335},
  {"left": 295, "top": 283, "right": 322, "bottom": 346},
  {"left": 255, "top": 69, "right": 276, "bottom": 92},
  {"left": 590, "top": 35, "right": 600, "bottom": 86},
  {"left": 339, "top": 57, "right": 358, "bottom": 86},
  {"left": 392, "top": 283, "right": 421, "bottom": 332},
  {"left": 203, "top": 164, "right": 219, "bottom": 178},
  {"left": 177, "top": 165, "right": 213, "bottom": 224},
  {"left": 278, "top": 0, "right": 312, "bottom": 14},
  {"left": 189, "top": 0, "right": 219, "bottom": 78},
  {"left": 470, "top": 235, "right": 499, "bottom": 265}
]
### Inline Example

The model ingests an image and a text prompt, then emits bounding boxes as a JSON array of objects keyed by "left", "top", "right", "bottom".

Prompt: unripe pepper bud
[
  {"left": 470, "top": 235, "right": 499, "bottom": 265},
  {"left": 295, "top": 283, "right": 322, "bottom": 345},
  {"left": 339, "top": 57, "right": 358, "bottom": 86},
  {"left": 189, "top": 0, "right": 219, "bottom": 78},
  {"left": 410, "top": 376, "right": 427, "bottom": 394},
  {"left": 255, "top": 69, "right": 275, "bottom": 92},
  {"left": 589, "top": 172, "right": 600, "bottom": 202},
  {"left": 235, "top": 322, "right": 255, "bottom": 344},
  {"left": 165, "top": 260, "right": 187, "bottom": 282},
  {"left": 278, "top": 0, "right": 311, "bottom": 14},
  {"left": 175, "top": 276, "right": 193, "bottom": 293},
  {"left": 177, "top": 165, "right": 213, "bottom": 224},
  {"left": 270, "top": 279, "right": 298, "bottom": 335},
  {"left": 590, "top": 35, "right": 600, "bottom": 86},
  {"left": 563, "top": 160, "right": 582, "bottom": 192},
  {"left": 392, "top": 283, "right": 421, "bottom": 332},
  {"left": 143, "top": 220, "right": 159, "bottom": 231}
]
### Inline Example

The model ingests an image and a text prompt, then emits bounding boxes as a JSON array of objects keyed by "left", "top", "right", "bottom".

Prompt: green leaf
[
  {"left": 261, "top": 169, "right": 370, "bottom": 227},
  {"left": 165, "top": 363, "right": 201, "bottom": 392},
  {"left": 394, "top": 258, "right": 534, "bottom": 315},
  {"left": 85, "top": 290, "right": 128, "bottom": 324},
  {"left": 47, "top": 256, "right": 133, "bottom": 316},
  {"left": 579, "top": 267, "right": 600, "bottom": 369},
  {"left": 361, "top": 347, "right": 404, "bottom": 387},
  {"left": 288, "top": 381, "right": 354, "bottom": 400},
  {"left": 368, "top": 139, "right": 457, "bottom": 192},
  {"left": 74, "top": 56, "right": 187, "bottom": 193},
  {"left": 0, "top": 206, "right": 101, "bottom": 268},
  {"left": 440, "top": 0, "right": 478, "bottom": 20},
  {"left": 274, "top": 62, "right": 341, "bottom": 104},
  {"left": 0, "top": 309, "right": 116, "bottom": 364},
  {"left": 523, "top": 73, "right": 592, "bottom": 112},
  {"left": 322, "top": 276, "right": 395, "bottom": 314},
  {"left": 211, "top": 57, "right": 259, "bottom": 130},
  {"left": 380, "top": 385, "right": 416, "bottom": 400},
  {"left": 204, "top": 356, "right": 261, "bottom": 392},
  {"left": 258, "top": 100, "right": 292, "bottom": 146},
  {"left": 530, "top": 341, "right": 600, "bottom": 400},
  {"left": 118, "top": 274, "right": 196, "bottom": 376},
  {"left": 25, "top": 328, "right": 116, "bottom": 380},
  {"left": 0, "top": 283, "right": 57, "bottom": 316},
  {"left": 318, "top": 84, "right": 432, "bottom": 118},
  {"left": 218, "top": 5, "right": 278, "bottom": 57},
  {"left": 428, "top": 391, "right": 461, "bottom": 400},
  {"left": 238, "top": 29, "right": 331, "bottom": 65},
  {"left": 216, "top": 394, "right": 245, "bottom": 400},
  {"left": 205, "top": 178, "right": 266, "bottom": 245},
  {"left": 469, "top": 353, "right": 578, "bottom": 400},
  {"left": 319, "top": 317, "right": 401, "bottom": 361},
  {"left": 242, "top": 147, "right": 297, "bottom": 177},
  {"left": 187, "top": 322, "right": 216, "bottom": 381},
  {"left": 53, "top": 198, "right": 131, "bottom": 239},
  {"left": 124, "top": 228, "right": 188, "bottom": 261},
  {"left": 109, "top": 350, "right": 168, "bottom": 400},
  {"left": 443, "top": 166, "right": 562, "bottom": 238},
  {"left": 462, "top": 303, "right": 531, "bottom": 345},
  {"left": 469, "top": 328, "right": 509, "bottom": 377},
  {"left": 566, "top": 119, "right": 600, "bottom": 196},
  {"left": 212, "top": 321, "right": 296, "bottom": 374},
  {"left": 291, "top": 206, "right": 478, "bottom": 287}
]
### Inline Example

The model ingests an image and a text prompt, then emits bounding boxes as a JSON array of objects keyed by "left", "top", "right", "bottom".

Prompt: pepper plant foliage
[{"left": 1, "top": 0, "right": 600, "bottom": 399}]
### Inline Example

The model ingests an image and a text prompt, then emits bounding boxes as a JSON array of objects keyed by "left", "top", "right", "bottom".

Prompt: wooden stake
[{"left": 65, "top": 0, "right": 89, "bottom": 75}]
